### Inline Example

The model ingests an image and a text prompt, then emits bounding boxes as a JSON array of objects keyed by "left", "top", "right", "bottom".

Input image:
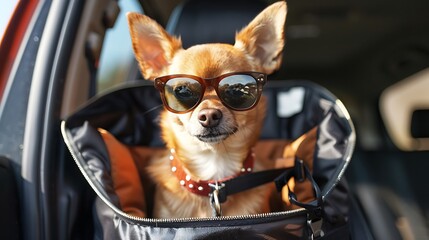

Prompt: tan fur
[{"left": 128, "top": 1, "right": 287, "bottom": 218}]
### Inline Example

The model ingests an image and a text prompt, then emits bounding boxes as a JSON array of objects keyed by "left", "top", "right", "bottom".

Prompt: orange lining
[{"left": 99, "top": 129, "right": 146, "bottom": 218}]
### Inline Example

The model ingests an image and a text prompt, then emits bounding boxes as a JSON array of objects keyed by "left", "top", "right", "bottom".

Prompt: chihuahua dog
[{"left": 127, "top": 1, "right": 287, "bottom": 218}]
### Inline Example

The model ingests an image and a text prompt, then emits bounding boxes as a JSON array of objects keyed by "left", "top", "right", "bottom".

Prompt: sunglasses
[{"left": 154, "top": 72, "right": 267, "bottom": 113}]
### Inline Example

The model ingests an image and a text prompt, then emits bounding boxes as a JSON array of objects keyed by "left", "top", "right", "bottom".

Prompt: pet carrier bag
[{"left": 61, "top": 79, "right": 355, "bottom": 239}]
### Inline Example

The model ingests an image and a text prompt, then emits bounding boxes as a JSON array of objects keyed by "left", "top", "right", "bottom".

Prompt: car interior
[{"left": 1, "top": 0, "right": 429, "bottom": 239}]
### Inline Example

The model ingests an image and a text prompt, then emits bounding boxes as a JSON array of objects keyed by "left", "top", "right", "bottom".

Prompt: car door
[{"left": 0, "top": 1, "right": 123, "bottom": 239}]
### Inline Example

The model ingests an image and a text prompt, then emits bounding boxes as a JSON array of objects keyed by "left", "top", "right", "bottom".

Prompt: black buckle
[{"left": 308, "top": 216, "right": 324, "bottom": 239}]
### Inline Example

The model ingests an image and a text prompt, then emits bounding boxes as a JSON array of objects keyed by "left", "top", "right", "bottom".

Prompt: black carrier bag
[{"left": 61, "top": 80, "right": 355, "bottom": 239}]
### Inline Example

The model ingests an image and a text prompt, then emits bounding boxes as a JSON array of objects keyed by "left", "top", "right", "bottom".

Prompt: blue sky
[{"left": 0, "top": 1, "right": 18, "bottom": 40}]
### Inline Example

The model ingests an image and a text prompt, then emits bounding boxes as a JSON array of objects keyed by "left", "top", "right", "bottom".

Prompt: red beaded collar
[{"left": 169, "top": 148, "right": 255, "bottom": 197}]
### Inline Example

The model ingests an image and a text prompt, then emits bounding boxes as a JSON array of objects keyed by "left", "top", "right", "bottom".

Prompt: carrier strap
[{"left": 210, "top": 167, "right": 292, "bottom": 204}]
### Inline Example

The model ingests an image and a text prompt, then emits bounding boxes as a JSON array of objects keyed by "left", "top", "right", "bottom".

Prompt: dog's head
[{"left": 127, "top": 2, "right": 286, "bottom": 154}]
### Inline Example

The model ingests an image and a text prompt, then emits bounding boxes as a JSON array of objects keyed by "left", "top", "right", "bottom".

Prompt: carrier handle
[{"left": 274, "top": 158, "right": 322, "bottom": 211}]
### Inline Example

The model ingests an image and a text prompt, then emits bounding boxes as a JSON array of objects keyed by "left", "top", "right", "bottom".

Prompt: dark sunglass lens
[
  {"left": 164, "top": 78, "right": 202, "bottom": 112},
  {"left": 218, "top": 75, "right": 258, "bottom": 110}
]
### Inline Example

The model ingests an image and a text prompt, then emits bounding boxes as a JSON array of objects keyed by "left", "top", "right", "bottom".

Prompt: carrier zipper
[{"left": 118, "top": 207, "right": 307, "bottom": 224}]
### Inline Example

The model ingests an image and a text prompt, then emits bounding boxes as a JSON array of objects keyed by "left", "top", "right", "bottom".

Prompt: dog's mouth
[{"left": 195, "top": 128, "right": 237, "bottom": 143}]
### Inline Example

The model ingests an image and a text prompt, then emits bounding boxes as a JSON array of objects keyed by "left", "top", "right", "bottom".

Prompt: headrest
[
  {"left": 166, "top": 0, "right": 267, "bottom": 48},
  {"left": 380, "top": 67, "right": 429, "bottom": 151}
]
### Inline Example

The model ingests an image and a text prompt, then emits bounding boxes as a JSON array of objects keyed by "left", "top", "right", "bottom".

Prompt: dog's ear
[
  {"left": 127, "top": 13, "right": 182, "bottom": 80},
  {"left": 235, "top": 1, "right": 287, "bottom": 74}
]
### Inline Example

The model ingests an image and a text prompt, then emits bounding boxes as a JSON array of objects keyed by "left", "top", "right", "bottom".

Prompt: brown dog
[{"left": 127, "top": 1, "right": 287, "bottom": 218}]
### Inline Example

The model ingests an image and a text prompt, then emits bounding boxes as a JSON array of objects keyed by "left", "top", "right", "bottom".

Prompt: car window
[
  {"left": 0, "top": 1, "right": 18, "bottom": 43},
  {"left": 96, "top": 0, "right": 143, "bottom": 94}
]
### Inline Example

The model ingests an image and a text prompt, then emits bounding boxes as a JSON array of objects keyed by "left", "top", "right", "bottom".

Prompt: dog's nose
[{"left": 198, "top": 108, "right": 223, "bottom": 128}]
